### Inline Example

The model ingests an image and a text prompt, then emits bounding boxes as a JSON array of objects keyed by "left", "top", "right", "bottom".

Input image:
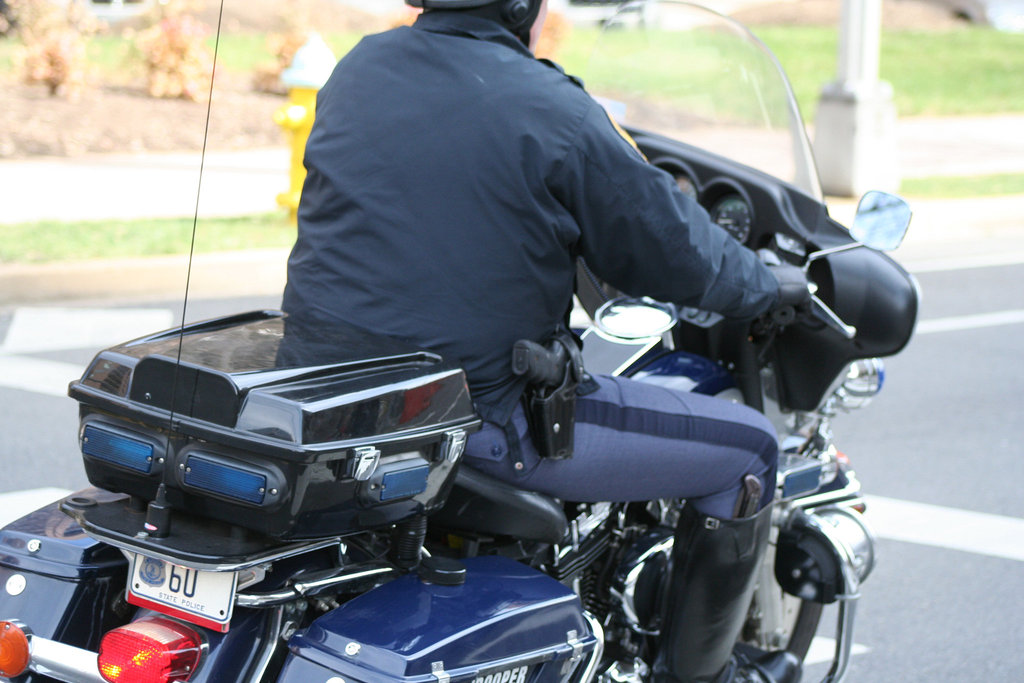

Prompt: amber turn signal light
[{"left": 0, "top": 620, "right": 31, "bottom": 678}]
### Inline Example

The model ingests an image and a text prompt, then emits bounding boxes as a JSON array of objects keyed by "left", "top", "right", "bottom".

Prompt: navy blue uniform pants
[{"left": 463, "top": 375, "right": 778, "bottom": 519}]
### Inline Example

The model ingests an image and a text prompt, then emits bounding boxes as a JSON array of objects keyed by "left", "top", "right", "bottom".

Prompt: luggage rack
[{"left": 60, "top": 488, "right": 341, "bottom": 572}]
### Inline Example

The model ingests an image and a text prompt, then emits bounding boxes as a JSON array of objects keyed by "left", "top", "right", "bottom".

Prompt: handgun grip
[{"left": 512, "top": 339, "right": 566, "bottom": 386}]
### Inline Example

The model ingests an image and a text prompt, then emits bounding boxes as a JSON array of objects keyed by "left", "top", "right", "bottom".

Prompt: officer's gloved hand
[{"left": 764, "top": 263, "right": 812, "bottom": 329}]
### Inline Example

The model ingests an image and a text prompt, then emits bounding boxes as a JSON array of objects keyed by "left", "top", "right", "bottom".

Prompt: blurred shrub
[
  {"left": 252, "top": 26, "right": 309, "bottom": 94},
  {"left": 250, "top": 1, "right": 329, "bottom": 94},
  {"left": 10, "top": 0, "right": 98, "bottom": 100},
  {"left": 250, "top": 0, "right": 372, "bottom": 95},
  {"left": 0, "top": 2, "right": 14, "bottom": 36},
  {"left": 133, "top": 0, "right": 212, "bottom": 101}
]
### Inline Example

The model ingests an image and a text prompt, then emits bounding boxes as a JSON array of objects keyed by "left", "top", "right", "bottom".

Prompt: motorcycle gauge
[
  {"left": 675, "top": 174, "right": 699, "bottom": 201},
  {"left": 709, "top": 194, "right": 753, "bottom": 244}
]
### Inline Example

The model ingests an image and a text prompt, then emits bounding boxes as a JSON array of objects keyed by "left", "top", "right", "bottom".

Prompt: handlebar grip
[{"left": 512, "top": 339, "right": 566, "bottom": 386}]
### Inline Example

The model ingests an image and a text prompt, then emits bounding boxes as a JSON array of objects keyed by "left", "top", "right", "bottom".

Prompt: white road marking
[
  {"left": 915, "top": 309, "right": 1024, "bottom": 335},
  {"left": 0, "top": 307, "right": 174, "bottom": 397},
  {"left": 0, "top": 307, "right": 173, "bottom": 354},
  {"left": 903, "top": 250, "right": 1024, "bottom": 274},
  {"left": 866, "top": 495, "right": 1024, "bottom": 562},
  {"left": 0, "top": 488, "right": 72, "bottom": 529},
  {"left": 804, "top": 637, "right": 870, "bottom": 666},
  {"left": 0, "top": 355, "right": 88, "bottom": 398}
]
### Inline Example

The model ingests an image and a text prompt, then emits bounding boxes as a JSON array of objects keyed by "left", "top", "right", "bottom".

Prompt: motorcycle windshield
[{"left": 583, "top": 1, "right": 823, "bottom": 199}]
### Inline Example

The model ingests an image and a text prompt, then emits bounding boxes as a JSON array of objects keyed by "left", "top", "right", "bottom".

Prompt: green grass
[
  {"left": 559, "top": 24, "right": 1024, "bottom": 120},
  {"left": 560, "top": 27, "right": 799, "bottom": 127},
  {"left": 0, "top": 35, "right": 18, "bottom": 71},
  {"left": 756, "top": 26, "right": 1024, "bottom": 119},
  {"left": 0, "top": 213, "right": 295, "bottom": 264},
  {"left": 900, "top": 172, "right": 1024, "bottom": 198}
]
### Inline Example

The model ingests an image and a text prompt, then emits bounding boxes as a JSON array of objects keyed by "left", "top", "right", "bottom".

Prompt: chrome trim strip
[
  {"left": 276, "top": 417, "right": 483, "bottom": 454},
  {"left": 565, "top": 610, "right": 602, "bottom": 683},
  {"left": 577, "top": 612, "right": 606, "bottom": 683},
  {"left": 81, "top": 534, "right": 343, "bottom": 573},
  {"left": 791, "top": 477, "right": 863, "bottom": 511},
  {"left": 810, "top": 293, "right": 857, "bottom": 339},
  {"left": 432, "top": 661, "right": 452, "bottom": 683},
  {"left": 443, "top": 429, "right": 468, "bottom": 463},
  {"left": 243, "top": 605, "right": 285, "bottom": 683},
  {"left": 805, "top": 241, "right": 861, "bottom": 263},
  {"left": 235, "top": 563, "right": 396, "bottom": 607},
  {"left": 562, "top": 629, "right": 585, "bottom": 677},
  {"left": 351, "top": 446, "right": 381, "bottom": 481},
  {"left": 818, "top": 598, "right": 859, "bottom": 683},
  {"left": 25, "top": 635, "right": 105, "bottom": 683}
]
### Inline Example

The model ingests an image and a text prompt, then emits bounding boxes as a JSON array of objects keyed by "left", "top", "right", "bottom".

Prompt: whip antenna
[{"left": 168, "top": 0, "right": 226, "bottom": 427}]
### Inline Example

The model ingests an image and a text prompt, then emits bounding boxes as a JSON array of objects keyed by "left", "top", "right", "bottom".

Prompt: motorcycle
[{"left": 0, "top": 3, "right": 918, "bottom": 683}]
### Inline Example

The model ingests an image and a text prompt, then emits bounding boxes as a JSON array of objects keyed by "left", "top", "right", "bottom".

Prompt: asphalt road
[
  {"left": 1, "top": 251, "right": 1023, "bottom": 680},
  {"left": 810, "top": 259, "right": 1024, "bottom": 680}
]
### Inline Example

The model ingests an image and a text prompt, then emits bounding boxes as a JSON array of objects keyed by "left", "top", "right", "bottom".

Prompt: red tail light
[
  {"left": 0, "top": 621, "right": 31, "bottom": 678},
  {"left": 98, "top": 617, "right": 203, "bottom": 683}
]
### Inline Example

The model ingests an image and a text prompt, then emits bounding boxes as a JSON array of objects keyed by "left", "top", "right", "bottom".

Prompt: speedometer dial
[{"left": 709, "top": 194, "right": 753, "bottom": 244}]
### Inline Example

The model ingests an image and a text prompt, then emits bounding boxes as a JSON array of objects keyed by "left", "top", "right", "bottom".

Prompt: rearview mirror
[{"left": 850, "top": 191, "right": 912, "bottom": 252}]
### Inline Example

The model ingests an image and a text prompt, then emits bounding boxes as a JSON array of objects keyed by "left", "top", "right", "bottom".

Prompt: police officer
[{"left": 282, "top": 1, "right": 806, "bottom": 681}]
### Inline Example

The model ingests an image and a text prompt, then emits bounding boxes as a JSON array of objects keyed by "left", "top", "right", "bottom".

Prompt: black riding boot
[{"left": 652, "top": 501, "right": 776, "bottom": 683}]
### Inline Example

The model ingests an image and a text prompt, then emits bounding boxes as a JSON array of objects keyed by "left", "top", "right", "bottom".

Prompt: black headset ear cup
[{"left": 501, "top": 0, "right": 531, "bottom": 26}]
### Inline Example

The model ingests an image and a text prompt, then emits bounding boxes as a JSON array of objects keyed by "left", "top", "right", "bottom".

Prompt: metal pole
[{"left": 813, "top": 0, "right": 899, "bottom": 197}]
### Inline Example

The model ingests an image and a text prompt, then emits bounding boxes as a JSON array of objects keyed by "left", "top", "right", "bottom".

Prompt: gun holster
[{"left": 512, "top": 331, "right": 584, "bottom": 460}]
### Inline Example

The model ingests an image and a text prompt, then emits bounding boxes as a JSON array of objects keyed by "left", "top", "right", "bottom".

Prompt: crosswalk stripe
[
  {"left": 915, "top": 309, "right": 1024, "bottom": 335},
  {"left": 0, "top": 488, "right": 73, "bottom": 529},
  {"left": 805, "top": 637, "right": 870, "bottom": 666},
  {"left": 0, "top": 355, "right": 86, "bottom": 398},
  {"left": 866, "top": 495, "right": 1024, "bottom": 562},
  {"left": 0, "top": 307, "right": 173, "bottom": 354}
]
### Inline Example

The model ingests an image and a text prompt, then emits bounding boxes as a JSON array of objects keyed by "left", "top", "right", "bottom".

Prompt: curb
[
  {"left": 0, "top": 249, "right": 289, "bottom": 307},
  {"left": 2, "top": 195, "right": 1023, "bottom": 307}
]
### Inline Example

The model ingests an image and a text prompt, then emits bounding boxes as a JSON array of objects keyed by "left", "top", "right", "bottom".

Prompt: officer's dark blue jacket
[{"left": 282, "top": 10, "right": 779, "bottom": 425}]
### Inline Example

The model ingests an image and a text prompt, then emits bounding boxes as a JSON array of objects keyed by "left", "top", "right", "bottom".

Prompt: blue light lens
[
  {"left": 82, "top": 425, "right": 154, "bottom": 473},
  {"left": 380, "top": 465, "right": 430, "bottom": 501},
  {"left": 782, "top": 464, "right": 823, "bottom": 499},
  {"left": 184, "top": 455, "right": 267, "bottom": 504}
]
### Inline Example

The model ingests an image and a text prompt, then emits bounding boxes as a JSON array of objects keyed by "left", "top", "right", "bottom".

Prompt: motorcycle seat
[{"left": 432, "top": 466, "right": 569, "bottom": 545}]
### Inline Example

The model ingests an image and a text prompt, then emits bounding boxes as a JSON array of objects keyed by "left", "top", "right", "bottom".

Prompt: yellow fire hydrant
[{"left": 275, "top": 33, "right": 337, "bottom": 223}]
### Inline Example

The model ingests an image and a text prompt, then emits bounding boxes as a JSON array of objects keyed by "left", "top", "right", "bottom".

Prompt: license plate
[{"left": 127, "top": 554, "right": 238, "bottom": 632}]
